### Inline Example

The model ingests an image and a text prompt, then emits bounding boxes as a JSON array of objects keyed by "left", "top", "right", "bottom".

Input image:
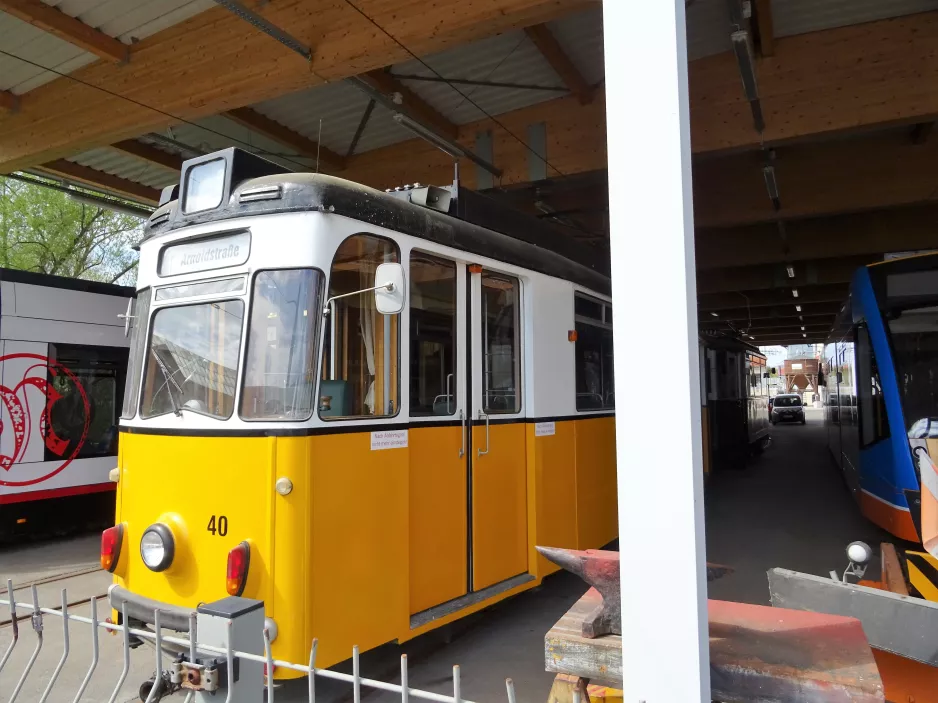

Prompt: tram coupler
[{"left": 171, "top": 653, "right": 237, "bottom": 692}]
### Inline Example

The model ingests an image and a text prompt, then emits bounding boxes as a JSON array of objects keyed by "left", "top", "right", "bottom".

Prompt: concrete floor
[
  {"left": 706, "top": 407, "right": 892, "bottom": 603},
  {"left": 0, "top": 407, "right": 890, "bottom": 702}
]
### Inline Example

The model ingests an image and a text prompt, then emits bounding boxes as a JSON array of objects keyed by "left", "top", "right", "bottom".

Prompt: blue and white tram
[{"left": 824, "top": 253, "right": 938, "bottom": 543}]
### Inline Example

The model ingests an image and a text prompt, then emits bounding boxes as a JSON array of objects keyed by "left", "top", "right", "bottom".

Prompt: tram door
[
  {"left": 469, "top": 268, "right": 528, "bottom": 591},
  {"left": 408, "top": 252, "right": 469, "bottom": 615}
]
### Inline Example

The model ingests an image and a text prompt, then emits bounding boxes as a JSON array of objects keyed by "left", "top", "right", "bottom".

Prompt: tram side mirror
[
  {"left": 118, "top": 297, "right": 134, "bottom": 337},
  {"left": 374, "top": 263, "right": 405, "bottom": 315}
]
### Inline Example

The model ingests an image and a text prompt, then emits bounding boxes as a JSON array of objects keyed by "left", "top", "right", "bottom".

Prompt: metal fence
[{"left": 1, "top": 579, "right": 520, "bottom": 703}]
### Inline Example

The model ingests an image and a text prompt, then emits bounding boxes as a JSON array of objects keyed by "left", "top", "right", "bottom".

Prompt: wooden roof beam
[
  {"left": 0, "top": 90, "right": 19, "bottom": 113},
  {"left": 524, "top": 23, "right": 594, "bottom": 104},
  {"left": 110, "top": 140, "right": 183, "bottom": 171},
  {"left": 701, "top": 302, "right": 841, "bottom": 323},
  {"left": 696, "top": 204, "right": 938, "bottom": 270},
  {"left": 694, "top": 130, "right": 938, "bottom": 228},
  {"left": 698, "top": 283, "right": 848, "bottom": 311},
  {"left": 359, "top": 70, "right": 458, "bottom": 140},
  {"left": 0, "top": 0, "right": 128, "bottom": 63},
  {"left": 36, "top": 160, "right": 159, "bottom": 204},
  {"left": 0, "top": 0, "right": 594, "bottom": 173},
  {"left": 752, "top": 0, "right": 774, "bottom": 57},
  {"left": 691, "top": 11, "right": 938, "bottom": 154}
]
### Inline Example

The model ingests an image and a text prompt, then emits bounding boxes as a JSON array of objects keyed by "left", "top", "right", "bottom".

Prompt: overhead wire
[{"left": 340, "top": 0, "right": 567, "bottom": 180}]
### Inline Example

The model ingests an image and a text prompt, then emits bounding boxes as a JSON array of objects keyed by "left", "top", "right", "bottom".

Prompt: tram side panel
[{"left": 0, "top": 278, "right": 129, "bottom": 532}]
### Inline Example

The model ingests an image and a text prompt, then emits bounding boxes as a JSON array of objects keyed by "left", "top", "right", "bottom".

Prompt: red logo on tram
[{"left": 0, "top": 353, "right": 90, "bottom": 487}]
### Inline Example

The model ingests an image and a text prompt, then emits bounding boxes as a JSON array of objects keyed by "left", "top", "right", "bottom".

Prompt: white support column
[{"left": 603, "top": 1, "right": 710, "bottom": 701}]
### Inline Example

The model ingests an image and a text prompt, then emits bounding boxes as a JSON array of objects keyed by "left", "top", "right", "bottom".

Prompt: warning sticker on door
[
  {"left": 371, "top": 429, "right": 408, "bottom": 450},
  {"left": 534, "top": 422, "right": 556, "bottom": 437}
]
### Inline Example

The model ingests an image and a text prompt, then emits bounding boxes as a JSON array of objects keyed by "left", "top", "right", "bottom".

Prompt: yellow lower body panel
[{"left": 114, "top": 416, "right": 617, "bottom": 676}]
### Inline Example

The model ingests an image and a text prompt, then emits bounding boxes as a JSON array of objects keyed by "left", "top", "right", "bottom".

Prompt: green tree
[{"left": 0, "top": 176, "right": 143, "bottom": 284}]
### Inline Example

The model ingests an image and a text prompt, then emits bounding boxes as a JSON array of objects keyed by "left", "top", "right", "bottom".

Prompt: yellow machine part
[
  {"left": 548, "top": 674, "right": 623, "bottom": 703},
  {"left": 905, "top": 550, "right": 938, "bottom": 602}
]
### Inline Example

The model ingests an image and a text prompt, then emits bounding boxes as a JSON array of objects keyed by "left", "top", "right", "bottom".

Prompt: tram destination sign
[{"left": 159, "top": 231, "right": 251, "bottom": 276}]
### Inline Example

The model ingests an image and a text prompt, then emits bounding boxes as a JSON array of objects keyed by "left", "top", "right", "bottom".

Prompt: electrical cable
[
  {"left": 340, "top": 0, "right": 567, "bottom": 179},
  {"left": 0, "top": 49, "right": 315, "bottom": 172}
]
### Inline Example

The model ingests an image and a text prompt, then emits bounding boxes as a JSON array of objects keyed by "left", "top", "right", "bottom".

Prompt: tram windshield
[
  {"left": 887, "top": 305, "right": 938, "bottom": 438},
  {"left": 140, "top": 300, "right": 244, "bottom": 419}
]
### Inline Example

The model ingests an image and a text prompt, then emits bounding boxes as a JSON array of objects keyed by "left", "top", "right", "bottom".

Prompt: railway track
[{"left": 0, "top": 565, "right": 107, "bottom": 627}]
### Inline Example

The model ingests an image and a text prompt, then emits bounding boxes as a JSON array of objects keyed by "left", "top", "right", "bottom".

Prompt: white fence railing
[{"left": 1, "top": 579, "right": 520, "bottom": 703}]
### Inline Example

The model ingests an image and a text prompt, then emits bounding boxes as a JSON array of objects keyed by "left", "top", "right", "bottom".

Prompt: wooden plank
[
  {"left": 36, "top": 160, "right": 160, "bottom": 204},
  {"left": 0, "top": 90, "right": 19, "bottom": 113},
  {"left": 0, "top": 0, "right": 128, "bottom": 63},
  {"left": 0, "top": 0, "right": 595, "bottom": 173},
  {"left": 545, "top": 589, "right": 622, "bottom": 686},
  {"left": 524, "top": 24, "right": 594, "bottom": 104},
  {"left": 882, "top": 544, "right": 910, "bottom": 597},
  {"left": 359, "top": 70, "right": 458, "bottom": 140},
  {"left": 110, "top": 140, "right": 183, "bottom": 171},
  {"left": 223, "top": 108, "right": 346, "bottom": 170}
]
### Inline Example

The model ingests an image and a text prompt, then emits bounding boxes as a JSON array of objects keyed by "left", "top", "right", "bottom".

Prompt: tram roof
[
  {"left": 143, "top": 168, "right": 611, "bottom": 296},
  {"left": 0, "top": 266, "right": 134, "bottom": 298}
]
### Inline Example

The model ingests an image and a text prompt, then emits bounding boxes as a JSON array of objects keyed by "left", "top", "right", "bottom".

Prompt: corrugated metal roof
[
  {"left": 771, "top": 0, "right": 938, "bottom": 38},
  {"left": 69, "top": 147, "right": 178, "bottom": 189},
  {"left": 546, "top": 6, "right": 604, "bottom": 86},
  {"left": 0, "top": 13, "right": 95, "bottom": 94},
  {"left": 686, "top": 0, "right": 732, "bottom": 61},
  {"left": 0, "top": 0, "right": 213, "bottom": 94},
  {"left": 47, "top": 0, "right": 214, "bottom": 43},
  {"left": 252, "top": 80, "right": 413, "bottom": 158},
  {"left": 391, "top": 29, "right": 568, "bottom": 126}
]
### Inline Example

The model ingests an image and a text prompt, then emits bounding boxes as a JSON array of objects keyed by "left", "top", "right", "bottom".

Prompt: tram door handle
[
  {"left": 459, "top": 410, "right": 466, "bottom": 458},
  {"left": 477, "top": 410, "right": 490, "bottom": 458}
]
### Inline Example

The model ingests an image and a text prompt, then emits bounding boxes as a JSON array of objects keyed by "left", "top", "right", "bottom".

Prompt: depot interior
[{"left": 2, "top": 0, "right": 936, "bottom": 598}]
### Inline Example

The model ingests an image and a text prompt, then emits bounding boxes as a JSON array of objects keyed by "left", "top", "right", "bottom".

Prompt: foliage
[{"left": 0, "top": 176, "right": 144, "bottom": 285}]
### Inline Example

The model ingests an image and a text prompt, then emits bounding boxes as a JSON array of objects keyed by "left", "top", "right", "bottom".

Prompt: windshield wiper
[{"left": 152, "top": 349, "right": 183, "bottom": 417}]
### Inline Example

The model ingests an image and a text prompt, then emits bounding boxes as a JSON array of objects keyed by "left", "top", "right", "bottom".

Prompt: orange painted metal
[{"left": 871, "top": 649, "right": 938, "bottom": 703}]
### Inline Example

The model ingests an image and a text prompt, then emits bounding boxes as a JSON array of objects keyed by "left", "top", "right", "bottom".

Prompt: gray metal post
[{"left": 194, "top": 597, "right": 265, "bottom": 703}]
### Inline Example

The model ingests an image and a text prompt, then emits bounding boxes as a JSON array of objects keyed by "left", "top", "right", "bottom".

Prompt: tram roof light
[{"left": 792, "top": 289, "right": 799, "bottom": 298}]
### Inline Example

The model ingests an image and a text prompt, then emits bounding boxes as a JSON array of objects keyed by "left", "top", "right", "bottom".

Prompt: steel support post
[{"left": 602, "top": 1, "right": 710, "bottom": 700}]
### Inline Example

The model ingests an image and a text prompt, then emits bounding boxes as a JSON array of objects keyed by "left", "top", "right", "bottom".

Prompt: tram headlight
[{"left": 140, "top": 524, "right": 175, "bottom": 572}]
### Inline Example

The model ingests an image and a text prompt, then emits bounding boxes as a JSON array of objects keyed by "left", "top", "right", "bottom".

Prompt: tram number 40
[{"left": 206, "top": 515, "right": 229, "bottom": 537}]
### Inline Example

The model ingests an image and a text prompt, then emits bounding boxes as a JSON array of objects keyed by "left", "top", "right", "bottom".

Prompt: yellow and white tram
[{"left": 104, "top": 148, "right": 617, "bottom": 674}]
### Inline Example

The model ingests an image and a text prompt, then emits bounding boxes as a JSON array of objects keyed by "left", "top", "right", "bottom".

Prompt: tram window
[
  {"left": 140, "top": 300, "right": 244, "bottom": 420},
  {"left": 857, "top": 325, "right": 889, "bottom": 446},
  {"left": 121, "top": 288, "right": 151, "bottom": 419},
  {"left": 574, "top": 292, "right": 614, "bottom": 411},
  {"left": 887, "top": 306, "right": 938, "bottom": 437},
  {"left": 320, "top": 234, "right": 400, "bottom": 418},
  {"left": 46, "top": 344, "right": 128, "bottom": 460},
  {"left": 482, "top": 272, "right": 522, "bottom": 414},
  {"left": 241, "top": 269, "right": 323, "bottom": 420},
  {"left": 410, "top": 252, "right": 457, "bottom": 416}
]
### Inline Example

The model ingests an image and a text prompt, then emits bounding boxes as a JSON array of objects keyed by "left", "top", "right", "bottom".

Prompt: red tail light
[
  {"left": 101, "top": 524, "right": 124, "bottom": 573},
  {"left": 226, "top": 541, "right": 250, "bottom": 596}
]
